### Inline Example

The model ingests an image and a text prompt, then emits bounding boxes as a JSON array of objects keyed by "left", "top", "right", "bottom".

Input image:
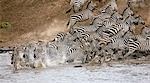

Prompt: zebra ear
[
  {"left": 86, "top": 1, "right": 92, "bottom": 9},
  {"left": 52, "top": 39, "right": 55, "bottom": 42},
  {"left": 127, "top": 2, "right": 131, "bottom": 7}
]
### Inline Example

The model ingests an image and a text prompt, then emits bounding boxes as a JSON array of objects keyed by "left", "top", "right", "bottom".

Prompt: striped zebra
[
  {"left": 52, "top": 32, "right": 67, "bottom": 42},
  {"left": 52, "top": 32, "right": 76, "bottom": 44},
  {"left": 102, "top": 14, "right": 144, "bottom": 39},
  {"left": 67, "top": 1, "right": 96, "bottom": 29},
  {"left": 33, "top": 41, "right": 56, "bottom": 68},
  {"left": 70, "top": 25, "right": 98, "bottom": 33},
  {"left": 65, "top": 46, "right": 86, "bottom": 63},
  {"left": 98, "top": 31, "right": 136, "bottom": 60},
  {"left": 122, "top": 6, "right": 134, "bottom": 20},
  {"left": 123, "top": 25, "right": 150, "bottom": 58},
  {"left": 91, "top": 12, "right": 112, "bottom": 27},
  {"left": 109, "top": 11, "right": 123, "bottom": 23},
  {"left": 69, "top": 27, "right": 91, "bottom": 42},
  {"left": 133, "top": 15, "right": 145, "bottom": 25},
  {"left": 142, "top": 25, "right": 150, "bottom": 39},
  {"left": 124, "top": 36, "right": 150, "bottom": 58},
  {"left": 24, "top": 43, "right": 37, "bottom": 64},
  {"left": 100, "top": 0, "right": 118, "bottom": 15},
  {"left": 11, "top": 46, "right": 29, "bottom": 70},
  {"left": 66, "top": 0, "right": 91, "bottom": 13}
]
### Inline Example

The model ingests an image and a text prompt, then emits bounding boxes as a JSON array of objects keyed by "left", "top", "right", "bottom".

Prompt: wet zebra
[
  {"left": 67, "top": 1, "right": 96, "bottom": 29},
  {"left": 65, "top": 46, "right": 86, "bottom": 63},
  {"left": 11, "top": 46, "right": 29, "bottom": 70},
  {"left": 66, "top": 0, "right": 91, "bottom": 13}
]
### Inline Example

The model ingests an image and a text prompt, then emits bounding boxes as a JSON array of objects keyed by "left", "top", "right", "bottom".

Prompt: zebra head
[
  {"left": 110, "top": 11, "right": 123, "bottom": 22},
  {"left": 122, "top": 7, "right": 134, "bottom": 19},
  {"left": 141, "top": 25, "right": 150, "bottom": 39},
  {"left": 134, "top": 15, "right": 145, "bottom": 25},
  {"left": 86, "top": 1, "right": 96, "bottom": 11},
  {"left": 123, "top": 15, "right": 139, "bottom": 26}
]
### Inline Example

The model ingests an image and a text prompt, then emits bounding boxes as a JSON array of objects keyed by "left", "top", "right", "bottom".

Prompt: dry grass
[{"left": 0, "top": 0, "right": 150, "bottom": 46}]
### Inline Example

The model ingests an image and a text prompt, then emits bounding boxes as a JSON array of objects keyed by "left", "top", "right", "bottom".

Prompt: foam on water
[{"left": 0, "top": 53, "right": 150, "bottom": 83}]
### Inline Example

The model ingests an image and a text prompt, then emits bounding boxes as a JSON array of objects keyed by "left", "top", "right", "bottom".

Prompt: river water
[{"left": 0, "top": 53, "right": 150, "bottom": 83}]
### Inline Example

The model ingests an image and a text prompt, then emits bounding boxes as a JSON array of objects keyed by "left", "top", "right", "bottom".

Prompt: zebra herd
[{"left": 10, "top": 0, "right": 150, "bottom": 70}]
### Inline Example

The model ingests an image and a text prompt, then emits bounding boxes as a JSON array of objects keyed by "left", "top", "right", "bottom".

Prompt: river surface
[{"left": 0, "top": 53, "right": 150, "bottom": 83}]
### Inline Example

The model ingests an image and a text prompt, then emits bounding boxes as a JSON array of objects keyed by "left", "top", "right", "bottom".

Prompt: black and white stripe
[
  {"left": 100, "top": 0, "right": 118, "bottom": 15},
  {"left": 66, "top": 0, "right": 91, "bottom": 13},
  {"left": 122, "top": 7, "right": 134, "bottom": 20},
  {"left": 67, "top": 1, "right": 96, "bottom": 29},
  {"left": 53, "top": 32, "right": 67, "bottom": 42}
]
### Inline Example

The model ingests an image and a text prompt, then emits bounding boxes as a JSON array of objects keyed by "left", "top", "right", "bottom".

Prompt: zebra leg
[
  {"left": 11, "top": 54, "right": 14, "bottom": 64},
  {"left": 66, "top": 3, "right": 74, "bottom": 13},
  {"left": 67, "top": 19, "right": 76, "bottom": 30},
  {"left": 124, "top": 49, "right": 136, "bottom": 59}
]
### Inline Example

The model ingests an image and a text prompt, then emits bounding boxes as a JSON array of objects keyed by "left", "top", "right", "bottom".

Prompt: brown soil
[{"left": 0, "top": 0, "right": 150, "bottom": 47}]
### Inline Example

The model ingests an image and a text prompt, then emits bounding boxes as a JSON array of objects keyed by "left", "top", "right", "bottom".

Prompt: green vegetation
[{"left": 0, "top": 22, "right": 11, "bottom": 29}]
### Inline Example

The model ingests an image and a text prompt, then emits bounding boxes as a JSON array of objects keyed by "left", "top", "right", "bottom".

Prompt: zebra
[
  {"left": 124, "top": 36, "right": 150, "bottom": 58},
  {"left": 109, "top": 11, "right": 123, "bottom": 23},
  {"left": 141, "top": 25, "right": 150, "bottom": 39},
  {"left": 52, "top": 32, "right": 77, "bottom": 45},
  {"left": 91, "top": 12, "right": 112, "bottom": 28},
  {"left": 11, "top": 46, "right": 29, "bottom": 70},
  {"left": 65, "top": 45, "right": 86, "bottom": 63},
  {"left": 100, "top": 0, "right": 118, "bottom": 15},
  {"left": 66, "top": 0, "right": 91, "bottom": 13},
  {"left": 133, "top": 15, "right": 145, "bottom": 25},
  {"left": 119, "top": 26, "right": 150, "bottom": 58},
  {"left": 33, "top": 41, "right": 54, "bottom": 68},
  {"left": 70, "top": 25, "right": 98, "bottom": 33},
  {"left": 122, "top": 6, "right": 134, "bottom": 20},
  {"left": 52, "top": 32, "right": 67, "bottom": 42},
  {"left": 92, "top": 12, "right": 122, "bottom": 37},
  {"left": 24, "top": 43, "right": 37, "bottom": 67},
  {"left": 98, "top": 31, "right": 136, "bottom": 60},
  {"left": 103, "top": 14, "right": 145, "bottom": 38},
  {"left": 69, "top": 27, "right": 91, "bottom": 42},
  {"left": 67, "top": 1, "right": 96, "bottom": 29},
  {"left": 127, "top": 0, "right": 145, "bottom": 8}
]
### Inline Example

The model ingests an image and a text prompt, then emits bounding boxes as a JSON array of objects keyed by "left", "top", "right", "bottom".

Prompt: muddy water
[{"left": 0, "top": 53, "right": 150, "bottom": 83}]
